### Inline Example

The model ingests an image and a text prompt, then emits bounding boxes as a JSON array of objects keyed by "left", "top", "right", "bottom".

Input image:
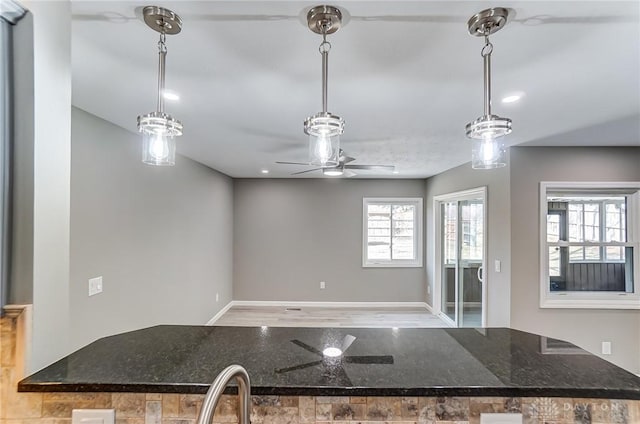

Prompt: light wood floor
[{"left": 214, "top": 305, "right": 450, "bottom": 328}]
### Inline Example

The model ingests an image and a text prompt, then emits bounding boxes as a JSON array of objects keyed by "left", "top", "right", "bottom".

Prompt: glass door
[
  {"left": 441, "top": 201, "right": 458, "bottom": 324},
  {"left": 438, "top": 190, "right": 485, "bottom": 327},
  {"left": 457, "top": 199, "right": 484, "bottom": 327}
]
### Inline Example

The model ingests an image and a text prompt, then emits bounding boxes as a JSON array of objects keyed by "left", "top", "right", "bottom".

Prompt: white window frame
[
  {"left": 566, "top": 199, "right": 626, "bottom": 263},
  {"left": 539, "top": 182, "right": 640, "bottom": 309},
  {"left": 362, "top": 197, "right": 423, "bottom": 268}
]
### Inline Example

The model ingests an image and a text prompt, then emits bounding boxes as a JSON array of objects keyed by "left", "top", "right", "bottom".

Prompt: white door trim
[{"left": 433, "top": 186, "right": 488, "bottom": 327}]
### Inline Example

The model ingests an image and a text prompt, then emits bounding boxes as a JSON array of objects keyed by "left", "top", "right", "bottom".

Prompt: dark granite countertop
[{"left": 19, "top": 326, "right": 640, "bottom": 399}]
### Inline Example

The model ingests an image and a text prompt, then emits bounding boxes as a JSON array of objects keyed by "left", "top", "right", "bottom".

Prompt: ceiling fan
[
  {"left": 276, "top": 150, "right": 395, "bottom": 177},
  {"left": 274, "top": 334, "right": 394, "bottom": 386}
]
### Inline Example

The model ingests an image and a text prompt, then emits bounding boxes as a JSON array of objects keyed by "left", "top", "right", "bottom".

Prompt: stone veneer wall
[{"left": 2, "top": 315, "right": 640, "bottom": 424}]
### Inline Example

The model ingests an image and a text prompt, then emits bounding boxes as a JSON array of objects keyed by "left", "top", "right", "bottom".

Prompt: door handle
[{"left": 477, "top": 266, "right": 484, "bottom": 283}]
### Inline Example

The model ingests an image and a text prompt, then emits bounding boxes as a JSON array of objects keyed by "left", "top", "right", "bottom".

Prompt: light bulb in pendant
[
  {"left": 481, "top": 134, "right": 496, "bottom": 162},
  {"left": 150, "top": 133, "right": 169, "bottom": 160},
  {"left": 471, "top": 133, "right": 505, "bottom": 169},
  {"left": 142, "top": 130, "right": 176, "bottom": 166},
  {"left": 314, "top": 133, "right": 332, "bottom": 164},
  {"left": 308, "top": 130, "right": 339, "bottom": 166}
]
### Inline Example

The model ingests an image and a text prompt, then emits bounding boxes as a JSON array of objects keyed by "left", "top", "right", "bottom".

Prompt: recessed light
[
  {"left": 322, "top": 347, "right": 343, "bottom": 357},
  {"left": 502, "top": 93, "right": 524, "bottom": 104},
  {"left": 392, "top": 170, "right": 399, "bottom": 174},
  {"left": 261, "top": 169, "right": 269, "bottom": 174},
  {"left": 162, "top": 90, "right": 180, "bottom": 101}
]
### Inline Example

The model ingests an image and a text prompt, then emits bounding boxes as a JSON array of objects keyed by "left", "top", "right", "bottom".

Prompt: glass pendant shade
[
  {"left": 471, "top": 135, "right": 506, "bottom": 169},
  {"left": 308, "top": 133, "right": 340, "bottom": 166},
  {"left": 466, "top": 114, "right": 509, "bottom": 169},
  {"left": 305, "top": 112, "right": 344, "bottom": 166},
  {"left": 138, "top": 112, "right": 182, "bottom": 166}
]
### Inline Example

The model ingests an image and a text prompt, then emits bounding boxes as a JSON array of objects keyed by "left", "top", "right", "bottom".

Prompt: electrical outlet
[
  {"left": 427, "top": 285, "right": 431, "bottom": 294},
  {"left": 320, "top": 281, "right": 326, "bottom": 289},
  {"left": 216, "top": 293, "right": 219, "bottom": 302},
  {"left": 72, "top": 409, "right": 114, "bottom": 424},
  {"left": 602, "top": 341, "right": 612, "bottom": 355},
  {"left": 88, "top": 276, "right": 103, "bottom": 296},
  {"left": 480, "top": 413, "right": 522, "bottom": 424}
]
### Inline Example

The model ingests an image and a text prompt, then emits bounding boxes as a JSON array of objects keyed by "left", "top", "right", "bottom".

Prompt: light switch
[
  {"left": 494, "top": 260, "right": 501, "bottom": 273},
  {"left": 88, "top": 276, "right": 103, "bottom": 296},
  {"left": 72, "top": 409, "right": 114, "bottom": 424}
]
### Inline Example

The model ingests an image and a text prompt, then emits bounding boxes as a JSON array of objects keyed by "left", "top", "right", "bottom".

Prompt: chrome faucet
[{"left": 196, "top": 365, "right": 251, "bottom": 424}]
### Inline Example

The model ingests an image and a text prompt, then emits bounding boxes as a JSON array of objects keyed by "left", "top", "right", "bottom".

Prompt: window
[
  {"left": 540, "top": 182, "right": 640, "bottom": 309},
  {"left": 363, "top": 198, "right": 423, "bottom": 267},
  {"left": 563, "top": 199, "right": 626, "bottom": 262}
]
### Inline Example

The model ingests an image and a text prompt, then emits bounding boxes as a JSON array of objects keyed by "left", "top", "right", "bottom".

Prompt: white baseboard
[
  {"left": 231, "top": 300, "right": 432, "bottom": 308},
  {"left": 206, "top": 301, "right": 234, "bottom": 326},
  {"left": 207, "top": 300, "right": 435, "bottom": 325}
]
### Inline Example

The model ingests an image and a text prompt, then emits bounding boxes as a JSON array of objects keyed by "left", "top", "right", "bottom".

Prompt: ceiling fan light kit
[
  {"left": 137, "top": 6, "right": 183, "bottom": 166},
  {"left": 465, "top": 7, "right": 512, "bottom": 170},
  {"left": 322, "top": 167, "right": 344, "bottom": 177},
  {"left": 303, "top": 5, "right": 345, "bottom": 167}
]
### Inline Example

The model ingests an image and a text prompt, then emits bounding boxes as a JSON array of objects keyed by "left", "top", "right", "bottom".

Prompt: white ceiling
[{"left": 71, "top": 1, "right": 640, "bottom": 178}]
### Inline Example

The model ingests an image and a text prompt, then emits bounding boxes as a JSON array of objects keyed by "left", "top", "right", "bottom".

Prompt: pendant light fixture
[
  {"left": 137, "top": 6, "right": 183, "bottom": 166},
  {"left": 465, "top": 8, "right": 512, "bottom": 169},
  {"left": 303, "top": 5, "right": 345, "bottom": 167}
]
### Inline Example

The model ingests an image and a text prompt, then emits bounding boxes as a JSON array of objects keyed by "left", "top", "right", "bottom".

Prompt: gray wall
[
  {"left": 233, "top": 179, "right": 426, "bottom": 302},
  {"left": 9, "top": 11, "right": 34, "bottom": 305},
  {"left": 424, "top": 160, "right": 511, "bottom": 327},
  {"left": 510, "top": 146, "right": 640, "bottom": 374},
  {"left": 69, "top": 108, "right": 234, "bottom": 350},
  {"left": 10, "top": 1, "right": 72, "bottom": 372}
]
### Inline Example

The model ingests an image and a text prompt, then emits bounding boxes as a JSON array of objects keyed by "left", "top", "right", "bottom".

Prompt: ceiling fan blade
[
  {"left": 336, "top": 149, "right": 355, "bottom": 164},
  {"left": 291, "top": 168, "right": 322, "bottom": 175},
  {"left": 341, "top": 334, "right": 357, "bottom": 353},
  {"left": 275, "top": 360, "right": 323, "bottom": 374},
  {"left": 344, "top": 355, "right": 394, "bottom": 364},
  {"left": 276, "top": 161, "right": 311, "bottom": 166},
  {"left": 343, "top": 170, "right": 357, "bottom": 178},
  {"left": 321, "top": 364, "right": 353, "bottom": 387},
  {"left": 290, "top": 339, "right": 323, "bottom": 356},
  {"left": 345, "top": 165, "right": 395, "bottom": 171}
]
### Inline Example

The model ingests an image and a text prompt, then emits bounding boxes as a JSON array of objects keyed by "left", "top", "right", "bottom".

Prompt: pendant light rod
[
  {"left": 307, "top": 5, "right": 342, "bottom": 114},
  {"left": 157, "top": 33, "right": 167, "bottom": 114},
  {"left": 466, "top": 7, "right": 510, "bottom": 122},
  {"left": 141, "top": 5, "right": 182, "bottom": 115},
  {"left": 482, "top": 34, "right": 493, "bottom": 117},
  {"left": 321, "top": 33, "right": 329, "bottom": 113}
]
